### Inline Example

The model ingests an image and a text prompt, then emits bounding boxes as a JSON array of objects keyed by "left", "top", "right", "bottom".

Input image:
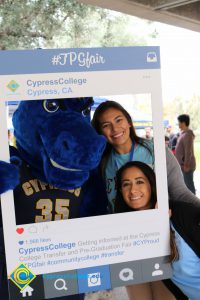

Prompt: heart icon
[
  {"left": 18, "top": 240, "right": 24, "bottom": 245},
  {"left": 16, "top": 228, "right": 24, "bottom": 234}
]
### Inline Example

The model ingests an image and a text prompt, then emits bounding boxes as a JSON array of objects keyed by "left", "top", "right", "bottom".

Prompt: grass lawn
[{"left": 194, "top": 141, "right": 200, "bottom": 171}]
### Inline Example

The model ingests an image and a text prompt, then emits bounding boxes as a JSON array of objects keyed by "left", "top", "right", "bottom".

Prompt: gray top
[
  {"left": 175, "top": 129, "right": 196, "bottom": 172},
  {"left": 166, "top": 148, "right": 199, "bottom": 206}
]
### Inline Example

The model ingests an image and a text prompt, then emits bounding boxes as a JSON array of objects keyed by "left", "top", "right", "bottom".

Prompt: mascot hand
[{"left": 0, "top": 161, "right": 20, "bottom": 194}]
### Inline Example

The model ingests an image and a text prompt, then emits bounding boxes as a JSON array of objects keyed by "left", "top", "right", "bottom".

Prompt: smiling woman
[
  {"left": 121, "top": 166, "right": 151, "bottom": 210},
  {"left": 115, "top": 161, "right": 156, "bottom": 213},
  {"left": 114, "top": 161, "right": 179, "bottom": 300},
  {"left": 114, "top": 160, "right": 200, "bottom": 300},
  {"left": 92, "top": 100, "right": 154, "bottom": 212},
  {"left": 98, "top": 107, "right": 132, "bottom": 154}
]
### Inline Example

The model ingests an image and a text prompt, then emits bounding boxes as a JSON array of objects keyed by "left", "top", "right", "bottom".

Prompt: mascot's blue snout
[
  {"left": 39, "top": 111, "right": 105, "bottom": 170},
  {"left": 12, "top": 98, "right": 106, "bottom": 189}
]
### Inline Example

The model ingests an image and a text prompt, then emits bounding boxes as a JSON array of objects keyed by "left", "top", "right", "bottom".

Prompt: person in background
[
  {"left": 8, "top": 129, "right": 15, "bottom": 147},
  {"left": 166, "top": 125, "right": 174, "bottom": 139},
  {"left": 115, "top": 161, "right": 200, "bottom": 300},
  {"left": 175, "top": 114, "right": 196, "bottom": 194},
  {"left": 143, "top": 126, "right": 153, "bottom": 140},
  {"left": 166, "top": 125, "right": 177, "bottom": 155},
  {"left": 165, "top": 135, "right": 170, "bottom": 147}
]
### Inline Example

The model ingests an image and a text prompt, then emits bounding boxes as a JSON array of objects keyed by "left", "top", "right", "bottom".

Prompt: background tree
[
  {"left": 163, "top": 94, "right": 200, "bottom": 131},
  {"left": 0, "top": 0, "right": 154, "bottom": 49}
]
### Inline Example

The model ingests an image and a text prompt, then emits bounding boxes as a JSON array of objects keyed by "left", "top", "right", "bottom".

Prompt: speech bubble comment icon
[
  {"left": 119, "top": 268, "right": 134, "bottom": 282},
  {"left": 28, "top": 226, "right": 37, "bottom": 234}
]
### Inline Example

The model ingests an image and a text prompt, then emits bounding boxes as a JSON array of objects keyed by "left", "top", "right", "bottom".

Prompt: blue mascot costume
[{"left": 0, "top": 97, "right": 107, "bottom": 300}]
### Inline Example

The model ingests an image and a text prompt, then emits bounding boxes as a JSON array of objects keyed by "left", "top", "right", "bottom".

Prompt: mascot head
[{"left": 12, "top": 98, "right": 106, "bottom": 189}]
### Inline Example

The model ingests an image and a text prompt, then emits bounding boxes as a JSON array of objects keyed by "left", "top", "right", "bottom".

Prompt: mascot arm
[
  {"left": 0, "top": 147, "right": 21, "bottom": 195},
  {"left": 80, "top": 168, "right": 108, "bottom": 217},
  {"left": 0, "top": 160, "right": 20, "bottom": 194}
]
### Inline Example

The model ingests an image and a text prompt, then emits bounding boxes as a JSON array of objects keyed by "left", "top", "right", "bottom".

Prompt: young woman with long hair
[
  {"left": 115, "top": 161, "right": 200, "bottom": 300},
  {"left": 92, "top": 100, "right": 154, "bottom": 212}
]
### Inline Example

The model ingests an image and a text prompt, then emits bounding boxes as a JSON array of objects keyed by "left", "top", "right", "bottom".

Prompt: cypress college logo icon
[
  {"left": 7, "top": 80, "right": 20, "bottom": 92},
  {"left": 9, "top": 263, "right": 36, "bottom": 290}
]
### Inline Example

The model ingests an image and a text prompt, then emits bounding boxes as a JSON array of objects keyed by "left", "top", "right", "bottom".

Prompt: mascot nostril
[
  {"left": 0, "top": 97, "right": 108, "bottom": 300},
  {"left": 63, "top": 140, "right": 69, "bottom": 150}
]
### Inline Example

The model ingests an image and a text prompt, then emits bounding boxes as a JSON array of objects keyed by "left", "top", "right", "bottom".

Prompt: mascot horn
[{"left": 0, "top": 97, "right": 107, "bottom": 300}]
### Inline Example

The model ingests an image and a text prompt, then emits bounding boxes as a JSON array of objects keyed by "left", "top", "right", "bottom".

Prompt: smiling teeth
[
  {"left": 113, "top": 133, "right": 123, "bottom": 138},
  {"left": 50, "top": 159, "right": 82, "bottom": 172},
  {"left": 131, "top": 196, "right": 141, "bottom": 200}
]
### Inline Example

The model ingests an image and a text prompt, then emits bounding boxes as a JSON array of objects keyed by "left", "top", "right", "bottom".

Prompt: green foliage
[
  {"left": 163, "top": 94, "right": 200, "bottom": 131},
  {"left": 164, "top": 96, "right": 200, "bottom": 170},
  {"left": 0, "top": 0, "right": 153, "bottom": 49},
  {"left": 0, "top": 0, "right": 90, "bottom": 49}
]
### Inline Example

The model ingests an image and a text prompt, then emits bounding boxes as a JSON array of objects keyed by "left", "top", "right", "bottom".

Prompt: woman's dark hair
[
  {"left": 115, "top": 161, "right": 157, "bottom": 213},
  {"left": 92, "top": 100, "right": 138, "bottom": 140},
  {"left": 115, "top": 161, "right": 178, "bottom": 263},
  {"left": 92, "top": 100, "right": 153, "bottom": 175}
]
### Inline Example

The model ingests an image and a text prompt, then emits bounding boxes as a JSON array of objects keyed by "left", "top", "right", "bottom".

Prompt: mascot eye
[
  {"left": 82, "top": 107, "right": 91, "bottom": 117},
  {"left": 43, "top": 100, "right": 60, "bottom": 113}
]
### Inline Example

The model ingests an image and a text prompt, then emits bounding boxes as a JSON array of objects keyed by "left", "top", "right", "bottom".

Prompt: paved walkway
[{"left": 85, "top": 287, "right": 128, "bottom": 300}]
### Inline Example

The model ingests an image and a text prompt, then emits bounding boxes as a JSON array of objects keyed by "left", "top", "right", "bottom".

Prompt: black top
[
  {"left": 14, "top": 160, "right": 83, "bottom": 225},
  {"left": 170, "top": 200, "right": 200, "bottom": 258}
]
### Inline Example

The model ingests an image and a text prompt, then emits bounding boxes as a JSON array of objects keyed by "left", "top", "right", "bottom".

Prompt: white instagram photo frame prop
[{"left": 0, "top": 47, "right": 170, "bottom": 297}]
